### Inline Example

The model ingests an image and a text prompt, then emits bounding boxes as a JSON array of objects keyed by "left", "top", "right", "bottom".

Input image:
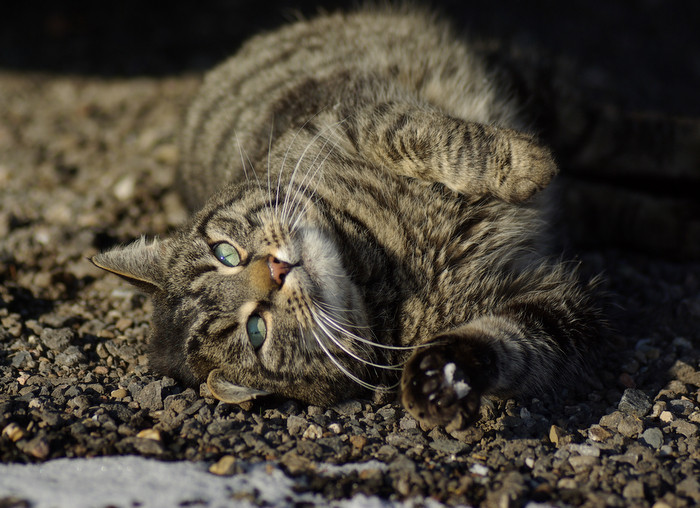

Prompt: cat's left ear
[
  {"left": 207, "top": 368, "right": 271, "bottom": 404},
  {"left": 91, "top": 237, "right": 168, "bottom": 293}
]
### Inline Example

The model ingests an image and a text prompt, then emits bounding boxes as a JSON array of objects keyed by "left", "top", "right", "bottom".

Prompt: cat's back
[{"left": 179, "top": 7, "right": 522, "bottom": 208}]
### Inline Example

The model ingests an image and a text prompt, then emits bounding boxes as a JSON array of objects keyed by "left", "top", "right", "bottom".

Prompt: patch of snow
[
  {"left": 316, "top": 459, "right": 387, "bottom": 476},
  {"left": 0, "top": 456, "right": 454, "bottom": 508}
]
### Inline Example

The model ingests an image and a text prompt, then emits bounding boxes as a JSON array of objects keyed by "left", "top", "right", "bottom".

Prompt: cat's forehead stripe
[{"left": 204, "top": 215, "right": 250, "bottom": 238}]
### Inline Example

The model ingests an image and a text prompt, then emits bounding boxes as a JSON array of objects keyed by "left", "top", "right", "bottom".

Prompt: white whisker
[
  {"left": 311, "top": 330, "right": 397, "bottom": 392},
  {"left": 312, "top": 306, "right": 373, "bottom": 330},
  {"left": 276, "top": 109, "right": 328, "bottom": 220},
  {"left": 313, "top": 303, "right": 425, "bottom": 351},
  {"left": 233, "top": 130, "right": 251, "bottom": 185},
  {"left": 288, "top": 119, "right": 349, "bottom": 231},
  {"left": 281, "top": 118, "right": 345, "bottom": 225},
  {"left": 312, "top": 311, "right": 403, "bottom": 371},
  {"left": 266, "top": 118, "right": 276, "bottom": 223}
]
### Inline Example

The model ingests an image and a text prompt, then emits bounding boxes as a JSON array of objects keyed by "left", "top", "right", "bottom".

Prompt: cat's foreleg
[
  {"left": 350, "top": 103, "right": 558, "bottom": 203},
  {"left": 400, "top": 311, "right": 593, "bottom": 431}
]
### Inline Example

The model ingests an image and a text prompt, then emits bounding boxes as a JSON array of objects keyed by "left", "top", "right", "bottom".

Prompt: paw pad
[{"left": 442, "top": 362, "right": 472, "bottom": 399}]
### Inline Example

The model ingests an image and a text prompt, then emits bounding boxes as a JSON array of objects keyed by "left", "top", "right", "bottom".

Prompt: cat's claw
[{"left": 401, "top": 347, "right": 481, "bottom": 431}]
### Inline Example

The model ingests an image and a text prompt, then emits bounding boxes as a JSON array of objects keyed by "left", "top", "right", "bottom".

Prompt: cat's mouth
[
  {"left": 284, "top": 226, "right": 358, "bottom": 312},
  {"left": 267, "top": 224, "right": 367, "bottom": 331}
]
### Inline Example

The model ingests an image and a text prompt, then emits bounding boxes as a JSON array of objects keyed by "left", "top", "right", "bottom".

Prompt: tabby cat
[{"left": 92, "top": 6, "right": 602, "bottom": 430}]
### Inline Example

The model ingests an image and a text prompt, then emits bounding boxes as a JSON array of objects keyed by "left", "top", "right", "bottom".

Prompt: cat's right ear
[{"left": 91, "top": 237, "right": 167, "bottom": 293}]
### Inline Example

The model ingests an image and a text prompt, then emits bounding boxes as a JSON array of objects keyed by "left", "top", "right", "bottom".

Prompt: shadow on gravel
[{"left": 2, "top": 285, "right": 54, "bottom": 322}]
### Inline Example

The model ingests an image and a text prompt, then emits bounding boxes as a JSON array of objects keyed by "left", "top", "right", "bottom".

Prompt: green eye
[
  {"left": 212, "top": 242, "right": 240, "bottom": 267},
  {"left": 246, "top": 315, "right": 267, "bottom": 350}
]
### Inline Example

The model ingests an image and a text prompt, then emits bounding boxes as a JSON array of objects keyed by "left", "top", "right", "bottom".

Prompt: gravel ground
[{"left": 1, "top": 2, "right": 700, "bottom": 507}]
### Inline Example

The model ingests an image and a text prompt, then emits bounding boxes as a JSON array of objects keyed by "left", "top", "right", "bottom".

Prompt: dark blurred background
[{"left": 2, "top": 0, "right": 699, "bottom": 114}]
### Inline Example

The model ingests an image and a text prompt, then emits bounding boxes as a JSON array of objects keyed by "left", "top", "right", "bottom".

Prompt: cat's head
[{"left": 92, "top": 181, "right": 386, "bottom": 406}]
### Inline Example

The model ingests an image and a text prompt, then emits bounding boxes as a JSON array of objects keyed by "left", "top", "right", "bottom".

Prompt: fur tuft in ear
[
  {"left": 207, "top": 368, "right": 271, "bottom": 404},
  {"left": 91, "top": 236, "right": 167, "bottom": 293}
]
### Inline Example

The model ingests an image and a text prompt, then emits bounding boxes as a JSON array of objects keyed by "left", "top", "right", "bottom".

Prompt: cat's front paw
[
  {"left": 492, "top": 133, "right": 558, "bottom": 203},
  {"left": 400, "top": 347, "right": 481, "bottom": 431}
]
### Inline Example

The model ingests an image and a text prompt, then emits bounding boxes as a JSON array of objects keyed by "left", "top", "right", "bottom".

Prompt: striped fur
[{"left": 93, "top": 6, "right": 602, "bottom": 429}]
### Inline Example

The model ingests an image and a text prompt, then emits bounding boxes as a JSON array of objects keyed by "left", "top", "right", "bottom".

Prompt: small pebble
[
  {"left": 549, "top": 425, "right": 565, "bottom": 446},
  {"left": 567, "top": 444, "right": 600, "bottom": 457},
  {"left": 136, "top": 428, "right": 161, "bottom": 441},
  {"left": 24, "top": 437, "right": 50, "bottom": 460},
  {"left": 280, "top": 451, "right": 314, "bottom": 476},
  {"left": 668, "top": 399, "right": 695, "bottom": 416},
  {"left": 307, "top": 406, "right": 323, "bottom": 417},
  {"left": 670, "top": 420, "right": 698, "bottom": 438},
  {"left": 617, "top": 415, "right": 644, "bottom": 438},
  {"left": 677, "top": 477, "right": 700, "bottom": 503},
  {"left": 137, "top": 381, "right": 163, "bottom": 411},
  {"left": 333, "top": 400, "right": 362, "bottom": 416},
  {"left": 618, "top": 388, "right": 652, "bottom": 416},
  {"left": 429, "top": 439, "right": 467, "bottom": 455},
  {"left": 113, "top": 176, "right": 136, "bottom": 201},
  {"left": 569, "top": 455, "right": 598, "bottom": 473},
  {"left": 286, "top": 415, "right": 308, "bottom": 436},
  {"left": 622, "top": 480, "right": 645, "bottom": 499},
  {"left": 659, "top": 411, "right": 674, "bottom": 423},
  {"left": 349, "top": 435, "right": 367, "bottom": 451},
  {"left": 640, "top": 427, "right": 664, "bottom": 449},
  {"left": 399, "top": 416, "right": 418, "bottom": 430},
  {"left": 54, "top": 346, "right": 85, "bottom": 367},
  {"left": 588, "top": 425, "right": 612, "bottom": 442},
  {"left": 557, "top": 478, "right": 578, "bottom": 490},
  {"left": 209, "top": 455, "right": 236, "bottom": 476},
  {"left": 650, "top": 402, "right": 665, "bottom": 418},
  {"left": 40, "top": 328, "right": 74, "bottom": 350},
  {"left": 2, "top": 423, "right": 25, "bottom": 442},
  {"left": 302, "top": 424, "right": 323, "bottom": 440},
  {"left": 375, "top": 444, "right": 398, "bottom": 462},
  {"left": 111, "top": 388, "right": 128, "bottom": 399},
  {"left": 376, "top": 406, "right": 397, "bottom": 422},
  {"left": 469, "top": 463, "right": 489, "bottom": 477}
]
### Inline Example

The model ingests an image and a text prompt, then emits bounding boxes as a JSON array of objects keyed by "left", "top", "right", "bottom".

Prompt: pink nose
[{"left": 267, "top": 255, "right": 292, "bottom": 286}]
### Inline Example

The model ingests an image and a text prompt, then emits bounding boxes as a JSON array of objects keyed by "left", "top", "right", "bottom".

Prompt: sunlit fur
[{"left": 93, "top": 6, "right": 602, "bottom": 426}]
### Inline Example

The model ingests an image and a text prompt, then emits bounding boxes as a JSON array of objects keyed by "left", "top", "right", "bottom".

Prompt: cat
[{"left": 92, "top": 6, "right": 602, "bottom": 431}]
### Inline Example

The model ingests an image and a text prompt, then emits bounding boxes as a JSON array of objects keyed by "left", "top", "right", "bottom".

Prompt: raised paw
[
  {"left": 492, "top": 134, "right": 558, "bottom": 203},
  {"left": 400, "top": 347, "right": 482, "bottom": 431}
]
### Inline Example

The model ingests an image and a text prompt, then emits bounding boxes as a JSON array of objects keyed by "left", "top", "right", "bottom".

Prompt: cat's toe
[
  {"left": 401, "top": 349, "right": 481, "bottom": 431},
  {"left": 494, "top": 136, "right": 557, "bottom": 203}
]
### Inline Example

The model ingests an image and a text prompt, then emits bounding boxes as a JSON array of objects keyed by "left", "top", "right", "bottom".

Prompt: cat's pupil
[
  {"left": 246, "top": 315, "right": 267, "bottom": 349},
  {"left": 212, "top": 242, "right": 240, "bottom": 267}
]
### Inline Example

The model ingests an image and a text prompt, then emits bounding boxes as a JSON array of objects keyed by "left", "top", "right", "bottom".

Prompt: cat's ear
[
  {"left": 356, "top": 104, "right": 558, "bottom": 202},
  {"left": 207, "top": 368, "right": 271, "bottom": 404},
  {"left": 91, "top": 237, "right": 168, "bottom": 293}
]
